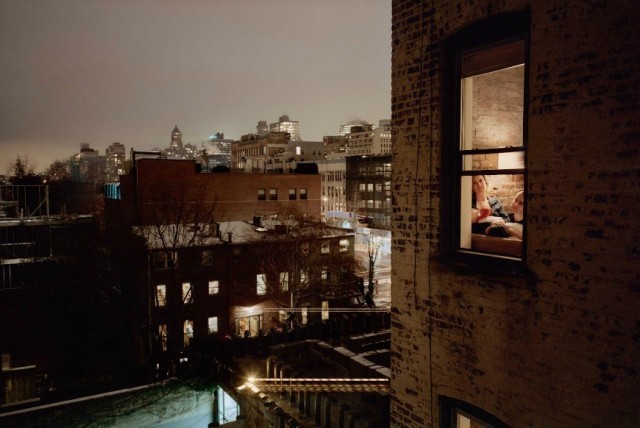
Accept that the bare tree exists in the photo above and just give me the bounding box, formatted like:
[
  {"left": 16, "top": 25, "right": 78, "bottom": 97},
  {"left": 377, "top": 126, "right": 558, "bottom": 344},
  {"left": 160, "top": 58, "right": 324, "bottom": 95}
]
[
  {"left": 256, "top": 205, "right": 360, "bottom": 309},
  {"left": 137, "top": 180, "right": 222, "bottom": 255}
]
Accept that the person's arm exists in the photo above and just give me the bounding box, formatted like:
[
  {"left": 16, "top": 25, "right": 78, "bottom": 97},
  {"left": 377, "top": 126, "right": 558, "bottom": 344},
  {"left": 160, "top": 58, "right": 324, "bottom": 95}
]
[{"left": 506, "top": 222, "right": 523, "bottom": 239}]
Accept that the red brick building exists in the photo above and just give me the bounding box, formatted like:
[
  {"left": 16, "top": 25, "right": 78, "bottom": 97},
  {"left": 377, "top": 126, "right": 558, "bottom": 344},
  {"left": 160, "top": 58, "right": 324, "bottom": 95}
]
[
  {"left": 391, "top": 1, "right": 639, "bottom": 427},
  {"left": 117, "top": 158, "right": 320, "bottom": 224}
]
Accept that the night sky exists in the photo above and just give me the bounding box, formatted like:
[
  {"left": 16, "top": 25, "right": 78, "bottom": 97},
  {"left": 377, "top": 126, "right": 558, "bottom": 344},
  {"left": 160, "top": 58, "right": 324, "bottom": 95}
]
[{"left": 0, "top": 0, "right": 391, "bottom": 174}]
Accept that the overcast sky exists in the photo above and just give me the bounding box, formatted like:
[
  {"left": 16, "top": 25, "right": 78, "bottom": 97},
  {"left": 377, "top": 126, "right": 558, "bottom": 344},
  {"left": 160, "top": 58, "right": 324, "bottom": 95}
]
[{"left": 0, "top": 0, "right": 391, "bottom": 174}]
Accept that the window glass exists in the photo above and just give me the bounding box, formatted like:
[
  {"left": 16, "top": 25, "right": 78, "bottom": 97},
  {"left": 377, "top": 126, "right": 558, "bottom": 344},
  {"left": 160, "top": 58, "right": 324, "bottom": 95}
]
[
  {"left": 289, "top": 188, "right": 296, "bottom": 200},
  {"left": 208, "top": 280, "right": 219, "bottom": 295},
  {"left": 321, "top": 241, "right": 330, "bottom": 254},
  {"left": 279, "top": 272, "right": 289, "bottom": 291},
  {"left": 458, "top": 40, "right": 526, "bottom": 259},
  {"left": 299, "top": 188, "right": 307, "bottom": 200},
  {"left": 182, "top": 282, "right": 193, "bottom": 304},
  {"left": 202, "top": 250, "right": 213, "bottom": 265},
  {"left": 159, "top": 324, "right": 168, "bottom": 351},
  {"left": 256, "top": 274, "right": 267, "bottom": 295},
  {"left": 339, "top": 239, "right": 350, "bottom": 252},
  {"left": 183, "top": 320, "right": 194, "bottom": 347},
  {"left": 155, "top": 285, "right": 166, "bottom": 307},
  {"left": 208, "top": 316, "right": 218, "bottom": 334},
  {"left": 269, "top": 188, "right": 277, "bottom": 200},
  {"left": 321, "top": 301, "right": 329, "bottom": 320},
  {"left": 258, "top": 188, "right": 266, "bottom": 201}
]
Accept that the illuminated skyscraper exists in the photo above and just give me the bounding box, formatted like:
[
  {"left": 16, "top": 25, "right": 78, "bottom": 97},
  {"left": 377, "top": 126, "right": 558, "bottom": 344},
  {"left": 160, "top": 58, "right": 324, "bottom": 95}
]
[{"left": 269, "top": 114, "right": 301, "bottom": 141}]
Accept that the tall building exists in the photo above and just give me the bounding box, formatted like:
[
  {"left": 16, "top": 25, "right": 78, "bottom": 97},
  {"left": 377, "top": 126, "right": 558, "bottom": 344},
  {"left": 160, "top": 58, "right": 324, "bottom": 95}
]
[
  {"left": 391, "top": 2, "right": 639, "bottom": 427},
  {"left": 256, "top": 120, "right": 269, "bottom": 136},
  {"left": 339, "top": 119, "right": 373, "bottom": 136},
  {"left": 269, "top": 114, "right": 301, "bottom": 141},
  {"left": 164, "top": 126, "right": 197, "bottom": 159},
  {"left": 347, "top": 119, "right": 392, "bottom": 156},
  {"left": 105, "top": 142, "right": 126, "bottom": 182},
  {"left": 71, "top": 143, "right": 106, "bottom": 183},
  {"left": 346, "top": 155, "right": 392, "bottom": 230}
]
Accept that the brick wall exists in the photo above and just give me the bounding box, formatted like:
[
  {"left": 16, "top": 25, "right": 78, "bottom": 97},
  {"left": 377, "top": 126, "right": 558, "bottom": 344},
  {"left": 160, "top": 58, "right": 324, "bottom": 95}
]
[{"left": 391, "top": 1, "right": 640, "bottom": 427}]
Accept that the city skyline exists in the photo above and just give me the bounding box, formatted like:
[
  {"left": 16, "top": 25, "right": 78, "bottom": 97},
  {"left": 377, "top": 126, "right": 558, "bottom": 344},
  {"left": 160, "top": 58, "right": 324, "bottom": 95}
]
[{"left": 0, "top": 0, "right": 391, "bottom": 174}]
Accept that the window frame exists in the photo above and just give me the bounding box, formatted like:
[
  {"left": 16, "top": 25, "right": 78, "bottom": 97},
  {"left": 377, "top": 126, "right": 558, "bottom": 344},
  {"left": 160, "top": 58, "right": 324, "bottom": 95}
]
[
  {"left": 439, "top": 395, "right": 508, "bottom": 428},
  {"left": 208, "top": 316, "right": 219, "bottom": 334},
  {"left": 256, "top": 273, "right": 267, "bottom": 296},
  {"left": 208, "top": 280, "right": 219, "bottom": 295},
  {"left": 441, "top": 10, "right": 530, "bottom": 272}
]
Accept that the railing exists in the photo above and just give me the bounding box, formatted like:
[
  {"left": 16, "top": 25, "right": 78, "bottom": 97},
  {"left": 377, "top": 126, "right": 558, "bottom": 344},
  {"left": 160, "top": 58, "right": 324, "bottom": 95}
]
[{"left": 0, "top": 185, "right": 49, "bottom": 219}]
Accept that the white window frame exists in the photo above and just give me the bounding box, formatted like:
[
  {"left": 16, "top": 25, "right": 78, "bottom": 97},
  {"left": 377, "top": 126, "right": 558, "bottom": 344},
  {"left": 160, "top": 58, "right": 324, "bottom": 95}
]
[{"left": 208, "top": 280, "right": 219, "bottom": 295}]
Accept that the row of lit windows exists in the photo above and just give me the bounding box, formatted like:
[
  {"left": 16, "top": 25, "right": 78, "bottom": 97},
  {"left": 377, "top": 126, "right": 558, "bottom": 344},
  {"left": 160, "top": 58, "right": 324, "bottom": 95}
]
[
  {"left": 155, "top": 280, "right": 219, "bottom": 307},
  {"left": 157, "top": 318, "right": 218, "bottom": 352}
]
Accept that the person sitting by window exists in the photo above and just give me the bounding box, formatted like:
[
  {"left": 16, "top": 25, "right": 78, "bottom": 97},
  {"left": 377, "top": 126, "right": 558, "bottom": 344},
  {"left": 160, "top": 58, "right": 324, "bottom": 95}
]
[
  {"left": 483, "top": 189, "right": 524, "bottom": 239},
  {"left": 471, "top": 175, "right": 509, "bottom": 236}
]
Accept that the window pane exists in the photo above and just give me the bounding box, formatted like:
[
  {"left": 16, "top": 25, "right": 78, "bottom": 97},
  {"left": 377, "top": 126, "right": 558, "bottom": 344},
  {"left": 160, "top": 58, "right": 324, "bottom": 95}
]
[
  {"left": 159, "top": 324, "right": 168, "bottom": 351},
  {"left": 208, "top": 316, "right": 218, "bottom": 334},
  {"left": 460, "top": 64, "right": 524, "bottom": 151},
  {"left": 462, "top": 151, "right": 524, "bottom": 171},
  {"left": 279, "top": 272, "right": 289, "bottom": 291},
  {"left": 156, "top": 285, "right": 166, "bottom": 307},
  {"left": 209, "top": 280, "right": 219, "bottom": 295},
  {"left": 461, "top": 174, "right": 524, "bottom": 258},
  {"left": 256, "top": 274, "right": 267, "bottom": 295},
  {"left": 183, "top": 320, "right": 193, "bottom": 347},
  {"left": 299, "top": 188, "right": 307, "bottom": 200},
  {"left": 182, "top": 282, "right": 193, "bottom": 304}
]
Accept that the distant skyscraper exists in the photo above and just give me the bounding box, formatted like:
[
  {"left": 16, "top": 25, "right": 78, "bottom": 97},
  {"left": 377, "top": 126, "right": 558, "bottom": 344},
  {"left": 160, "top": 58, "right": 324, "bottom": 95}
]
[
  {"left": 270, "top": 114, "right": 301, "bottom": 141},
  {"left": 164, "top": 125, "right": 196, "bottom": 159},
  {"left": 105, "top": 142, "right": 126, "bottom": 182},
  {"left": 256, "top": 121, "right": 268, "bottom": 136},
  {"left": 71, "top": 143, "right": 106, "bottom": 183},
  {"left": 339, "top": 120, "right": 373, "bottom": 136},
  {"left": 170, "top": 125, "right": 183, "bottom": 149}
]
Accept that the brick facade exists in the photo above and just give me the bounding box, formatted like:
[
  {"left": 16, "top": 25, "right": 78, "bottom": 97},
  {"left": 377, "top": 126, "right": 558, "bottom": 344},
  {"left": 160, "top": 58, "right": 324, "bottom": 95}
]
[{"left": 391, "top": 1, "right": 639, "bottom": 427}]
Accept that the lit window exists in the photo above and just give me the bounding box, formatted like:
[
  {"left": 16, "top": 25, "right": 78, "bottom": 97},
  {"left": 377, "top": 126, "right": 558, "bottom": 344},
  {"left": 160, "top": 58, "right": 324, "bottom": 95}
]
[
  {"left": 321, "top": 301, "right": 329, "bottom": 320},
  {"left": 182, "top": 282, "right": 193, "bottom": 304},
  {"left": 183, "top": 320, "right": 194, "bottom": 347},
  {"left": 321, "top": 241, "right": 330, "bottom": 254},
  {"left": 299, "top": 188, "right": 307, "bottom": 200},
  {"left": 208, "top": 280, "right": 219, "bottom": 295},
  {"left": 458, "top": 41, "right": 525, "bottom": 259},
  {"left": 258, "top": 188, "right": 266, "bottom": 201},
  {"left": 155, "top": 285, "right": 166, "bottom": 307},
  {"left": 300, "top": 269, "right": 308, "bottom": 286},
  {"left": 442, "top": 13, "right": 528, "bottom": 266},
  {"left": 301, "top": 307, "right": 308, "bottom": 325},
  {"left": 321, "top": 267, "right": 328, "bottom": 281},
  {"left": 279, "top": 272, "right": 289, "bottom": 291},
  {"left": 159, "top": 324, "right": 168, "bottom": 351},
  {"left": 208, "top": 316, "right": 218, "bottom": 334},
  {"left": 339, "top": 239, "right": 350, "bottom": 252},
  {"left": 256, "top": 274, "right": 267, "bottom": 295},
  {"left": 269, "top": 188, "right": 277, "bottom": 200}
]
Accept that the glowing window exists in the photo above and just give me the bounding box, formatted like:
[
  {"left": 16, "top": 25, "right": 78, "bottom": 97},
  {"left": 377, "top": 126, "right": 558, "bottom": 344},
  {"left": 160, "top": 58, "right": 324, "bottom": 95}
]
[
  {"left": 155, "top": 285, "right": 166, "bottom": 307},
  {"left": 208, "top": 280, "right": 219, "bottom": 295}
]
